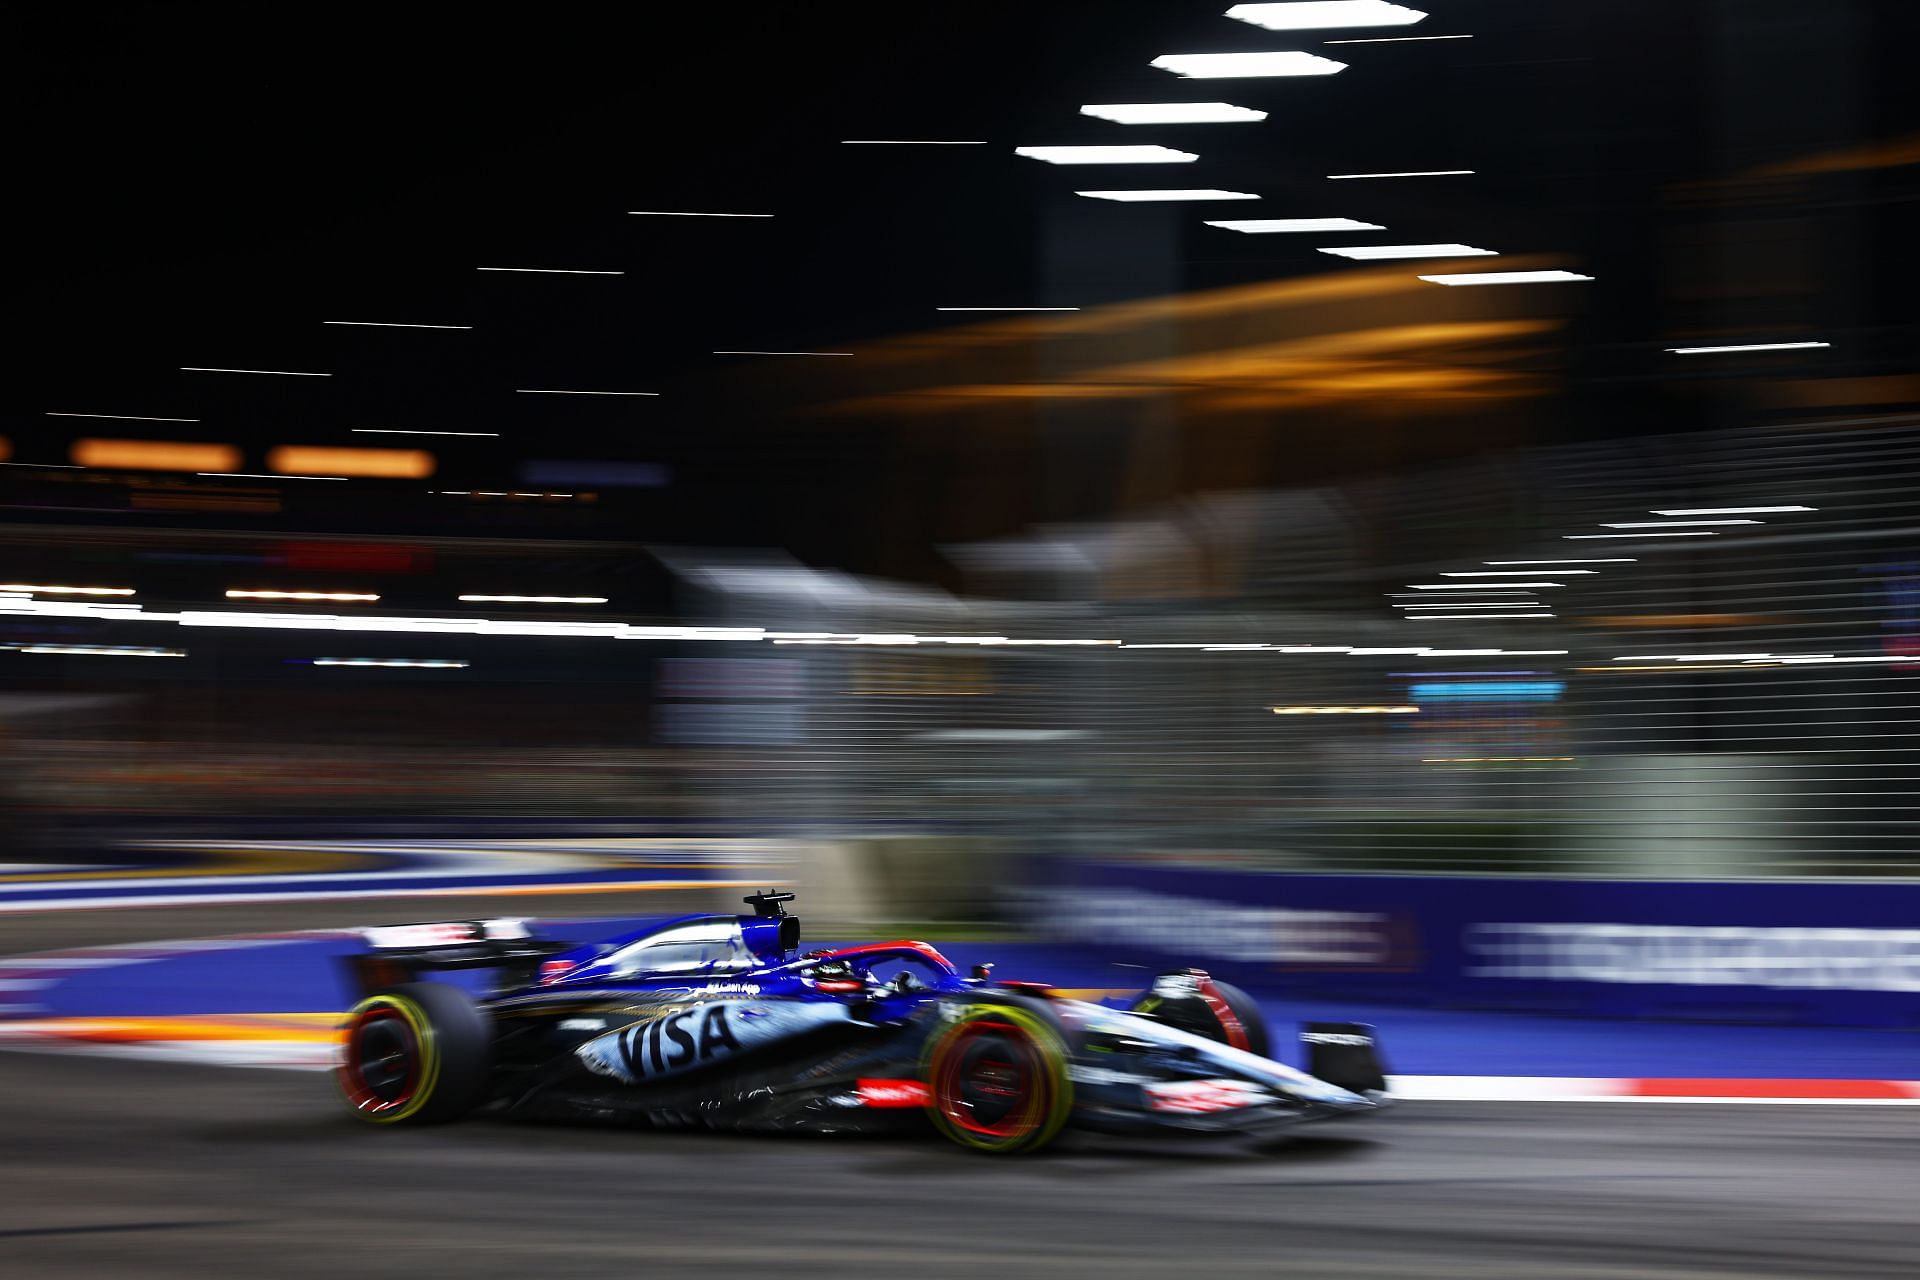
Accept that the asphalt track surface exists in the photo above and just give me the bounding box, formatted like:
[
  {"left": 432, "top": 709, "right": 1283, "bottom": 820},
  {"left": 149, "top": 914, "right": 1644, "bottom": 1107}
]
[{"left": 3, "top": 1050, "right": 1917, "bottom": 1279}]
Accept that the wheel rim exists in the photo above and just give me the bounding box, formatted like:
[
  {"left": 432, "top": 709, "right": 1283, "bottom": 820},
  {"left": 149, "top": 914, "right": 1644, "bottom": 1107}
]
[
  {"left": 934, "top": 1019, "right": 1047, "bottom": 1141},
  {"left": 339, "top": 1005, "right": 421, "bottom": 1116}
]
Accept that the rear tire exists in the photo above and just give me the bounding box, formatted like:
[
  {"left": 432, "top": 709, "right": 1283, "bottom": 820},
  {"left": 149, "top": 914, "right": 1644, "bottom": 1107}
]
[
  {"left": 1131, "top": 972, "right": 1272, "bottom": 1059},
  {"left": 923, "top": 999, "right": 1073, "bottom": 1154},
  {"left": 336, "top": 982, "right": 491, "bottom": 1125}
]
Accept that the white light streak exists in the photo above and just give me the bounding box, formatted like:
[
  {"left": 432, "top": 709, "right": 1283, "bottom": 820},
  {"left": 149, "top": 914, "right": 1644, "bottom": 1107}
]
[
  {"left": 1600, "top": 519, "right": 1760, "bottom": 528},
  {"left": 351, "top": 429, "right": 500, "bottom": 437},
  {"left": 476, "top": 267, "right": 625, "bottom": 275},
  {"left": 1409, "top": 581, "right": 1562, "bottom": 589},
  {"left": 1407, "top": 613, "right": 1556, "bottom": 621},
  {"left": 1648, "top": 506, "right": 1816, "bottom": 516},
  {"left": 1327, "top": 169, "right": 1473, "bottom": 179},
  {"left": 311, "top": 658, "right": 469, "bottom": 669},
  {"left": 1150, "top": 52, "right": 1348, "bottom": 78},
  {"left": 457, "top": 595, "right": 609, "bottom": 605},
  {"left": 514, "top": 389, "right": 660, "bottom": 396},
  {"left": 45, "top": 412, "right": 199, "bottom": 422},
  {"left": 1484, "top": 558, "right": 1636, "bottom": 565},
  {"left": 196, "top": 472, "right": 349, "bottom": 481},
  {"left": 1204, "top": 217, "right": 1384, "bottom": 233},
  {"left": 323, "top": 321, "right": 472, "bottom": 330},
  {"left": 1666, "top": 341, "right": 1830, "bottom": 355},
  {"left": 0, "top": 594, "right": 1144, "bottom": 651},
  {"left": 1396, "top": 602, "right": 1548, "bottom": 609},
  {"left": 1014, "top": 145, "right": 1199, "bottom": 164},
  {"left": 1419, "top": 270, "right": 1593, "bottom": 285},
  {"left": 1318, "top": 243, "right": 1496, "bottom": 259},
  {"left": 1079, "top": 102, "right": 1268, "bottom": 125},
  {"left": 1610, "top": 653, "right": 1816, "bottom": 662},
  {"left": 1271, "top": 705, "right": 1420, "bottom": 715},
  {"left": 179, "top": 367, "right": 330, "bottom": 376},
  {"left": 0, "top": 584, "right": 135, "bottom": 596},
  {"left": 627, "top": 210, "right": 774, "bottom": 217},
  {"left": 20, "top": 645, "right": 184, "bottom": 658},
  {"left": 0, "top": 600, "right": 148, "bottom": 619},
  {"left": 1747, "top": 655, "right": 1917, "bottom": 666},
  {"left": 1563, "top": 532, "right": 1718, "bottom": 539},
  {"left": 1076, "top": 189, "right": 1259, "bottom": 202},
  {"left": 712, "top": 351, "right": 853, "bottom": 356},
  {"left": 1441, "top": 569, "right": 1595, "bottom": 576},
  {"left": 226, "top": 590, "right": 381, "bottom": 602},
  {"left": 1325, "top": 33, "right": 1471, "bottom": 43},
  {"left": 1226, "top": 1, "right": 1427, "bottom": 30}
]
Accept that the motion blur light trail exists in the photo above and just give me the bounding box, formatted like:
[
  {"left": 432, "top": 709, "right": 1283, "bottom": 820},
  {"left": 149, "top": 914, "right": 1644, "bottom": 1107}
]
[{"left": 0, "top": 839, "right": 786, "bottom": 913}]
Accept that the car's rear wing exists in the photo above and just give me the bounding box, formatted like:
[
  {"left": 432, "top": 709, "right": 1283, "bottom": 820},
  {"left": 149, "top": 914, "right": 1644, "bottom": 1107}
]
[{"left": 341, "top": 918, "right": 575, "bottom": 997}]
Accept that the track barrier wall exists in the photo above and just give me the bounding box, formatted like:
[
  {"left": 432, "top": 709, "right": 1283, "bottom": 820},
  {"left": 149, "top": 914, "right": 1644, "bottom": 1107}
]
[{"left": 1031, "top": 863, "right": 1920, "bottom": 1028}]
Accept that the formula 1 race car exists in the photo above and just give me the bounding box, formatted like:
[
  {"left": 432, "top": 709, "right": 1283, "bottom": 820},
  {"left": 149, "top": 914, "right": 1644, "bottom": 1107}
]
[{"left": 334, "top": 891, "right": 1389, "bottom": 1154}]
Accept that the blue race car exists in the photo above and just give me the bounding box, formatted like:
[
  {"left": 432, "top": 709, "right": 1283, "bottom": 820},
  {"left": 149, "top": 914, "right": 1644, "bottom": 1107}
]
[{"left": 335, "top": 891, "right": 1388, "bottom": 1154}]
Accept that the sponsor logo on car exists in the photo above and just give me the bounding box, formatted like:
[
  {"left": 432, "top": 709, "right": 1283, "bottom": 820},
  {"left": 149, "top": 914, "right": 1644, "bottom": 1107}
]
[
  {"left": 1144, "top": 1079, "right": 1271, "bottom": 1114},
  {"left": 1300, "top": 1032, "right": 1372, "bottom": 1048},
  {"left": 576, "top": 999, "right": 851, "bottom": 1084}
]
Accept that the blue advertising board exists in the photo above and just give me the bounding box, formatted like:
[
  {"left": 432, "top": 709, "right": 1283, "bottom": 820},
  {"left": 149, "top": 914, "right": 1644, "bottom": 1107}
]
[{"left": 1032, "top": 863, "right": 1920, "bottom": 1028}]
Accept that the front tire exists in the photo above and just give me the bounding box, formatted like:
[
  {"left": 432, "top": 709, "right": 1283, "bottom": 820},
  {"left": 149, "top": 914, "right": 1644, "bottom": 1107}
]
[
  {"left": 336, "top": 982, "right": 491, "bottom": 1125},
  {"left": 923, "top": 1000, "right": 1073, "bottom": 1154}
]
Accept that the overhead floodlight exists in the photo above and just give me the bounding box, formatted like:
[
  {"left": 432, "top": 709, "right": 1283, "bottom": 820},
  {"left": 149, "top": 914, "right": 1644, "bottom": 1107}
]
[
  {"left": 1328, "top": 169, "right": 1473, "bottom": 179},
  {"left": 46, "top": 412, "right": 200, "bottom": 423},
  {"left": 1149, "top": 52, "right": 1348, "bottom": 79},
  {"left": 1014, "top": 145, "right": 1198, "bottom": 164},
  {"left": 1205, "top": 217, "right": 1383, "bottom": 233},
  {"left": 1600, "top": 519, "right": 1760, "bottom": 528},
  {"left": 1666, "top": 341, "right": 1830, "bottom": 354},
  {"left": 324, "top": 321, "right": 472, "bottom": 330},
  {"left": 1079, "top": 102, "right": 1267, "bottom": 125},
  {"left": 1076, "top": 189, "right": 1259, "bottom": 202},
  {"left": 1419, "top": 270, "right": 1593, "bottom": 285},
  {"left": 1648, "top": 506, "right": 1815, "bottom": 516},
  {"left": 352, "top": 428, "right": 500, "bottom": 437},
  {"left": 1226, "top": 2, "right": 1427, "bottom": 31},
  {"left": 180, "top": 367, "right": 330, "bottom": 377},
  {"left": 458, "top": 595, "right": 609, "bottom": 604},
  {"left": 1325, "top": 33, "right": 1469, "bottom": 43},
  {"left": 1317, "top": 243, "right": 1496, "bottom": 259}
]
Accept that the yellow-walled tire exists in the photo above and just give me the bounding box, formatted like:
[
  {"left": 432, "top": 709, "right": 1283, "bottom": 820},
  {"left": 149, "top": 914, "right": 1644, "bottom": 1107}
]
[
  {"left": 336, "top": 983, "right": 490, "bottom": 1126},
  {"left": 923, "top": 1000, "right": 1073, "bottom": 1154}
]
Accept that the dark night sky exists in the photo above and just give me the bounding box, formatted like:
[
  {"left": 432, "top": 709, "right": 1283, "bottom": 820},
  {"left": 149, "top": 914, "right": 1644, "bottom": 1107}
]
[{"left": 8, "top": 1, "right": 1920, "bottom": 571}]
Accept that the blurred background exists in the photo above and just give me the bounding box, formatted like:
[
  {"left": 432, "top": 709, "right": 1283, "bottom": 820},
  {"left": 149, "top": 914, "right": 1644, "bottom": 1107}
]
[
  {"left": 7, "top": 0, "right": 1920, "bottom": 891},
  {"left": 5, "top": 2, "right": 1920, "bottom": 1274}
]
